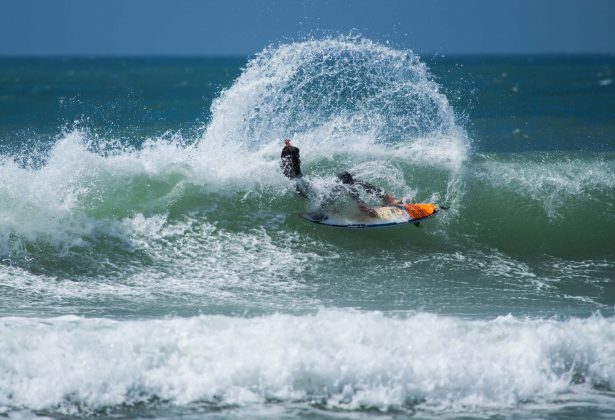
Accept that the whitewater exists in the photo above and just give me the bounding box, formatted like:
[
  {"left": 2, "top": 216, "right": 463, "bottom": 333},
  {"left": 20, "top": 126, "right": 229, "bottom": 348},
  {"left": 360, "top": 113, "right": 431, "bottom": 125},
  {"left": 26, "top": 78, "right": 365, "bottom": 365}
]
[{"left": 0, "top": 37, "right": 614, "bottom": 418}]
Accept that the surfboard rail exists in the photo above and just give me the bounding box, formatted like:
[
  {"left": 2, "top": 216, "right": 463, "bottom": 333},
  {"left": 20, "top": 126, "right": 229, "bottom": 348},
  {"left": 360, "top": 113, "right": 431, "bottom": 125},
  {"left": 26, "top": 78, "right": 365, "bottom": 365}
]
[{"left": 301, "top": 203, "right": 439, "bottom": 228}]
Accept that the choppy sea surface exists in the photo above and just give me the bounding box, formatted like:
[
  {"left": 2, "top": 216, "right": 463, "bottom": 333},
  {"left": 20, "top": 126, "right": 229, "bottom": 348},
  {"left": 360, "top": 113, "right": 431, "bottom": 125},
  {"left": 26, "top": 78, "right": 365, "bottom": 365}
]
[{"left": 1, "top": 37, "right": 614, "bottom": 419}]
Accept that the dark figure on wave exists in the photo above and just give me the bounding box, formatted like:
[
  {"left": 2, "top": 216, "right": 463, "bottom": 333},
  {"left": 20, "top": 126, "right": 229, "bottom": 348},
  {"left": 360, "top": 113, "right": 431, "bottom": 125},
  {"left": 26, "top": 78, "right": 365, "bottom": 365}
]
[
  {"left": 281, "top": 138, "right": 310, "bottom": 198},
  {"left": 281, "top": 138, "right": 303, "bottom": 179},
  {"left": 280, "top": 138, "right": 401, "bottom": 216}
]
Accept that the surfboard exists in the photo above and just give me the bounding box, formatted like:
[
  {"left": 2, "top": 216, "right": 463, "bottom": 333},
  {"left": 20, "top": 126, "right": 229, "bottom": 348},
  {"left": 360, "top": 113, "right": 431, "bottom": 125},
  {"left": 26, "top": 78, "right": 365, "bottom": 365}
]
[{"left": 301, "top": 203, "right": 439, "bottom": 228}]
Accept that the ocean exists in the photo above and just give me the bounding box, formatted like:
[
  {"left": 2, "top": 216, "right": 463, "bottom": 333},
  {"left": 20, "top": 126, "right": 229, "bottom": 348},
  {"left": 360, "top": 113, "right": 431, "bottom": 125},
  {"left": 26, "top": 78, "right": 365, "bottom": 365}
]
[{"left": 1, "top": 37, "right": 614, "bottom": 418}]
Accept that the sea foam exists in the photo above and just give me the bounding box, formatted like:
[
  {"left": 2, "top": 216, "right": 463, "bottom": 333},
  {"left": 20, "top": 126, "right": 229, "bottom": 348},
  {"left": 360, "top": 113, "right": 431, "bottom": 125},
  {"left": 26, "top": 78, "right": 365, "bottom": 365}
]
[{"left": 1, "top": 311, "right": 614, "bottom": 415}]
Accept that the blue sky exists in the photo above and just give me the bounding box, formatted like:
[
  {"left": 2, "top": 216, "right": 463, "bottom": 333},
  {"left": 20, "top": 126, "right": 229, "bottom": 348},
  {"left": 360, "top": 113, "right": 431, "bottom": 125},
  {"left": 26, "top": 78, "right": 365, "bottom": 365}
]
[{"left": 1, "top": 0, "right": 614, "bottom": 56}]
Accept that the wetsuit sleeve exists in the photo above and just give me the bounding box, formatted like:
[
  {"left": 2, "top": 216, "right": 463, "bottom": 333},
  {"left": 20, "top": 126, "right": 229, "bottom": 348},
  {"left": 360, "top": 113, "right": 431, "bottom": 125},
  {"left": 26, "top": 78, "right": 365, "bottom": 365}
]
[{"left": 281, "top": 148, "right": 293, "bottom": 178}]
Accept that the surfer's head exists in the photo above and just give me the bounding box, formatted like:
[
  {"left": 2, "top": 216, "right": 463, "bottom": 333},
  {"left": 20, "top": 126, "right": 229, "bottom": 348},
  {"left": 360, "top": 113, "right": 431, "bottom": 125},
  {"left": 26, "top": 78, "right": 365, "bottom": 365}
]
[
  {"left": 284, "top": 138, "right": 291, "bottom": 147},
  {"left": 337, "top": 171, "right": 354, "bottom": 184}
]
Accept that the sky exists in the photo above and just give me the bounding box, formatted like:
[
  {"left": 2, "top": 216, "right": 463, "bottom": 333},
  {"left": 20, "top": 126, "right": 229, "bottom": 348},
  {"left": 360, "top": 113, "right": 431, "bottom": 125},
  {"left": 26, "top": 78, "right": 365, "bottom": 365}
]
[{"left": 1, "top": 0, "right": 614, "bottom": 56}]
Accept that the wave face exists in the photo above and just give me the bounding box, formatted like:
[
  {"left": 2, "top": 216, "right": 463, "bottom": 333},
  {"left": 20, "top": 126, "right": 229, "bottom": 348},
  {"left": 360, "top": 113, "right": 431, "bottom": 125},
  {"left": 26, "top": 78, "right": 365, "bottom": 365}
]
[
  {"left": 1, "top": 311, "right": 614, "bottom": 416},
  {"left": 1, "top": 39, "right": 615, "bottom": 417}
]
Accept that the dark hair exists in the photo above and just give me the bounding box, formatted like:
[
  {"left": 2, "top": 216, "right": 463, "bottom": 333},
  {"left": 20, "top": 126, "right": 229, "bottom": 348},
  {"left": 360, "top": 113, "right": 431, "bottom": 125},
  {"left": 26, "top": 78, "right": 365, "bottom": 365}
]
[{"left": 337, "top": 171, "right": 354, "bottom": 184}]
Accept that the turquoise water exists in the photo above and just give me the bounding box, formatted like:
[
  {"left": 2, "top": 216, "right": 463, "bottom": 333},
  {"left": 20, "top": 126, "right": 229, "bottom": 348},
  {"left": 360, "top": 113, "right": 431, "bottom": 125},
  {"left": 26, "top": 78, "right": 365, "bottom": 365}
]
[{"left": 1, "top": 38, "right": 614, "bottom": 418}]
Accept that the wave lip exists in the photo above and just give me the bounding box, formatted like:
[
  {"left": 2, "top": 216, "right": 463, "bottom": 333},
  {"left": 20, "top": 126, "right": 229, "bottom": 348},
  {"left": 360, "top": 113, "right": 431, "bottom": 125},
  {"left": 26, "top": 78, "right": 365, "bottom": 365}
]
[
  {"left": 203, "top": 36, "right": 468, "bottom": 170},
  {"left": 1, "top": 311, "right": 614, "bottom": 415}
]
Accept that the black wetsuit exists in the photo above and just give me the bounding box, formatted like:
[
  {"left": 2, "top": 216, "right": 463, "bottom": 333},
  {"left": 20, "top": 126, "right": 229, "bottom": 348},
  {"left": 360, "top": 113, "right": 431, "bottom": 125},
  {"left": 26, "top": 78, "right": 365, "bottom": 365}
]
[
  {"left": 280, "top": 146, "right": 302, "bottom": 179},
  {"left": 281, "top": 145, "right": 310, "bottom": 198}
]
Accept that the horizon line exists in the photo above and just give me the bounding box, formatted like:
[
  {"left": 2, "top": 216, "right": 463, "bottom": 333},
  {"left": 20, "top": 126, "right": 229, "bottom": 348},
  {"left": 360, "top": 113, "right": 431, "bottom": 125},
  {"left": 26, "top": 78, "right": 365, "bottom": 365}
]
[{"left": 2, "top": 52, "right": 615, "bottom": 59}]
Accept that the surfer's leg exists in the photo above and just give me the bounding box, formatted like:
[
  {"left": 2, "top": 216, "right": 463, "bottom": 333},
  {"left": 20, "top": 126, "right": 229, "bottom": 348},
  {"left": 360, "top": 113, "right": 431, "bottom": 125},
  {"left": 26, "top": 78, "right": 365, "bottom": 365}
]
[
  {"left": 295, "top": 178, "right": 311, "bottom": 199},
  {"left": 357, "top": 200, "right": 378, "bottom": 217}
]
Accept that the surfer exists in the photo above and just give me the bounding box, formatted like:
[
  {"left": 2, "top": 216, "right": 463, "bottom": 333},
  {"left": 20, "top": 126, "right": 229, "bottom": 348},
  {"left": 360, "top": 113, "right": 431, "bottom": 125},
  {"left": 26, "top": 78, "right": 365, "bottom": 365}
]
[{"left": 280, "top": 139, "right": 401, "bottom": 216}]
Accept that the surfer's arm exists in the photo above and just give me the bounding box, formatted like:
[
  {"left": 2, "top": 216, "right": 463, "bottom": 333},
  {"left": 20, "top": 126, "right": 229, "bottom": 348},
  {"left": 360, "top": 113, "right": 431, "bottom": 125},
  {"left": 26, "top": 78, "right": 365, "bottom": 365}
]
[
  {"left": 355, "top": 180, "right": 401, "bottom": 205},
  {"left": 355, "top": 180, "right": 385, "bottom": 197},
  {"left": 280, "top": 151, "right": 293, "bottom": 178}
]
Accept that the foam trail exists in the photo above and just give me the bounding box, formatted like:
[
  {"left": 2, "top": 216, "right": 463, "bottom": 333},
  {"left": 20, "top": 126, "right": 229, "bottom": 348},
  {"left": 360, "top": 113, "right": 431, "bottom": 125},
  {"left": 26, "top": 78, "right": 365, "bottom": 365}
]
[{"left": 1, "top": 311, "right": 614, "bottom": 415}]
